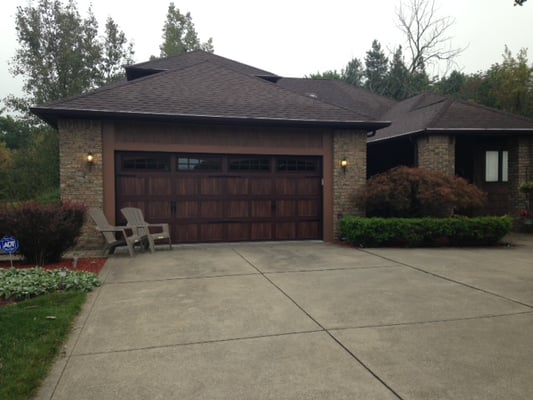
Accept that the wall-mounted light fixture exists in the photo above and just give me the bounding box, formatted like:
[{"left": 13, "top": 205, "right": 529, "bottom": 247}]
[
  {"left": 87, "top": 152, "right": 94, "bottom": 170},
  {"left": 340, "top": 157, "right": 348, "bottom": 174}
]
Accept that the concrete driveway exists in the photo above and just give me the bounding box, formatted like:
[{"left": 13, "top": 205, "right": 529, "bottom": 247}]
[{"left": 37, "top": 237, "right": 533, "bottom": 399}]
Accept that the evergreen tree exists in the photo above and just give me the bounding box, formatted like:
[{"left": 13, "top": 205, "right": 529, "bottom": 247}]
[
  {"left": 342, "top": 57, "right": 364, "bottom": 87},
  {"left": 364, "top": 40, "right": 389, "bottom": 95},
  {"left": 159, "top": 3, "right": 213, "bottom": 57}
]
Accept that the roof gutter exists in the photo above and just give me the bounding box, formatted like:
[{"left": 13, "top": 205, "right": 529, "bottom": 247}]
[
  {"left": 30, "top": 107, "right": 391, "bottom": 131},
  {"left": 369, "top": 127, "right": 533, "bottom": 143}
]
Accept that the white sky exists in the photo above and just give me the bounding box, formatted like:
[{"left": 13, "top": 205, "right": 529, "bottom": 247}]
[{"left": 1, "top": 0, "right": 532, "bottom": 105}]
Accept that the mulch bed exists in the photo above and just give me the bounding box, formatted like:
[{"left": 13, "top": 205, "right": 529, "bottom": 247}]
[{"left": 0, "top": 258, "right": 107, "bottom": 274}]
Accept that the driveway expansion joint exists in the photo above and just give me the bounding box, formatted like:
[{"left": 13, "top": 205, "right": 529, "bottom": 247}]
[
  {"left": 328, "top": 310, "right": 533, "bottom": 332},
  {"left": 232, "top": 246, "right": 405, "bottom": 400},
  {"left": 102, "top": 272, "right": 260, "bottom": 285},
  {"left": 361, "top": 249, "right": 533, "bottom": 309}
]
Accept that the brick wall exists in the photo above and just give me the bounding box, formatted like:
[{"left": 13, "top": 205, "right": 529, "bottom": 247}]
[
  {"left": 332, "top": 130, "right": 367, "bottom": 238},
  {"left": 417, "top": 134, "right": 455, "bottom": 176},
  {"left": 511, "top": 136, "right": 533, "bottom": 216},
  {"left": 58, "top": 119, "right": 104, "bottom": 249}
]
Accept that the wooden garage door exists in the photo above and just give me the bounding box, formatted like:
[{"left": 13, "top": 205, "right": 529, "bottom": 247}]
[{"left": 116, "top": 152, "right": 322, "bottom": 243}]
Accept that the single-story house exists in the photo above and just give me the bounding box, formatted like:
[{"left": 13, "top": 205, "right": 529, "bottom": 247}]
[{"left": 31, "top": 51, "right": 533, "bottom": 247}]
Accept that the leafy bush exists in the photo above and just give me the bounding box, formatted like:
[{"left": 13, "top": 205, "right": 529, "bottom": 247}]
[
  {"left": 357, "top": 167, "right": 487, "bottom": 218},
  {"left": 340, "top": 216, "right": 512, "bottom": 247},
  {"left": 0, "top": 268, "right": 100, "bottom": 300},
  {"left": 0, "top": 202, "right": 86, "bottom": 265}
]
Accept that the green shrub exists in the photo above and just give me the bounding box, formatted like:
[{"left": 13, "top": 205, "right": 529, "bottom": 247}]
[
  {"left": 357, "top": 166, "right": 487, "bottom": 218},
  {"left": 0, "top": 268, "right": 100, "bottom": 300},
  {"left": 340, "top": 216, "right": 512, "bottom": 247},
  {"left": 0, "top": 202, "right": 86, "bottom": 265}
]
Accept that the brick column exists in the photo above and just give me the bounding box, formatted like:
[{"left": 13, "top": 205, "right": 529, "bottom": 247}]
[
  {"left": 511, "top": 136, "right": 533, "bottom": 216},
  {"left": 332, "top": 130, "right": 367, "bottom": 238},
  {"left": 58, "top": 119, "right": 104, "bottom": 249},
  {"left": 416, "top": 134, "right": 455, "bottom": 176}
]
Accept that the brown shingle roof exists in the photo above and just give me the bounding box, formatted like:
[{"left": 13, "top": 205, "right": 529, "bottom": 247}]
[
  {"left": 371, "top": 93, "right": 533, "bottom": 142},
  {"left": 125, "top": 50, "right": 278, "bottom": 81},
  {"left": 276, "top": 78, "right": 396, "bottom": 120},
  {"left": 32, "top": 60, "right": 388, "bottom": 129}
]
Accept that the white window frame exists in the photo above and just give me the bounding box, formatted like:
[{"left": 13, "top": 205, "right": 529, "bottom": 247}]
[{"left": 485, "top": 150, "right": 508, "bottom": 183}]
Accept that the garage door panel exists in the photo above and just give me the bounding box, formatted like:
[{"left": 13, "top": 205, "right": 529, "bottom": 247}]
[
  {"left": 227, "top": 178, "right": 249, "bottom": 195},
  {"left": 298, "top": 221, "right": 321, "bottom": 239},
  {"left": 200, "top": 224, "right": 224, "bottom": 241},
  {"left": 175, "top": 224, "right": 198, "bottom": 242},
  {"left": 177, "top": 201, "right": 199, "bottom": 218},
  {"left": 298, "top": 199, "right": 321, "bottom": 217},
  {"left": 148, "top": 177, "right": 172, "bottom": 196},
  {"left": 116, "top": 153, "right": 322, "bottom": 243},
  {"left": 200, "top": 178, "right": 224, "bottom": 195},
  {"left": 227, "top": 223, "right": 250, "bottom": 241},
  {"left": 250, "top": 179, "right": 272, "bottom": 195},
  {"left": 145, "top": 201, "right": 171, "bottom": 220},
  {"left": 117, "top": 176, "right": 145, "bottom": 196},
  {"left": 276, "top": 200, "right": 297, "bottom": 217},
  {"left": 199, "top": 200, "right": 224, "bottom": 218},
  {"left": 275, "top": 222, "right": 296, "bottom": 240},
  {"left": 275, "top": 178, "right": 298, "bottom": 195},
  {"left": 297, "top": 178, "right": 322, "bottom": 195},
  {"left": 176, "top": 177, "right": 198, "bottom": 196},
  {"left": 251, "top": 201, "right": 272, "bottom": 218},
  {"left": 226, "top": 200, "right": 249, "bottom": 218},
  {"left": 251, "top": 223, "right": 273, "bottom": 240}
]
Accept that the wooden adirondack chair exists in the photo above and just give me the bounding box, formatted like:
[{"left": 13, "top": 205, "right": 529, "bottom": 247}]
[
  {"left": 120, "top": 207, "right": 172, "bottom": 251},
  {"left": 88, "top": 208, "right": 145, "bottom": 257}
]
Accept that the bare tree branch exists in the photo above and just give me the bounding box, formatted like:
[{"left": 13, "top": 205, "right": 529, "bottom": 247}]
[{"left": 397, "top": 0, "right": 465, "bottom": 75}]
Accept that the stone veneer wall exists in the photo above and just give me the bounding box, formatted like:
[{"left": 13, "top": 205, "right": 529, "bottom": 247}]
[
  {"left": 332, "top": 130, "right": 367, "bottom": 238},
  {"left": 417, "top": 134, "right": 455, "bottom": 176},
  {"left": 511, "top": 136, "right": 533, "bottom": 216},
  {"left": 58, "top": 119, "right": 104, "bottom": 249}
]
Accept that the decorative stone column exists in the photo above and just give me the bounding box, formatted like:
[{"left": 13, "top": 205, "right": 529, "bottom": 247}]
[
  {"left": 58, "top": 119, "right": 104, "bottom": 249},
  {"left": 332, "top": 130, "right": 367, "bottom": 238},
  {"left": 416, "top": 134, "right": 455, "bottom": 176}
]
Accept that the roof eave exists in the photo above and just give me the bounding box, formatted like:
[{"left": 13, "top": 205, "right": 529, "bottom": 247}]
[
  {"left": 369, "top": 127, "right": 533, "bottom": 143},
  {"left": 30, "top": 107, "right": 391, "bottom": 131}
]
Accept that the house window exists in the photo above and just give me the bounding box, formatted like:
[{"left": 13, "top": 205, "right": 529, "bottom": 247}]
[
  {"left": 485, "top": 150, "right": 508, "bottom": 182},
  {"left": 229, "top": 157, "right": 270, "bottom": 171},
  {"left": 123, "top": 156, "right": 170, "bottom": 171}
]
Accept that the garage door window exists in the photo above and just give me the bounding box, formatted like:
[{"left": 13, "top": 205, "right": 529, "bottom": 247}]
[
  {"left": 229, "top": 157, "right": 270, "bottom": 171},
  {"left": 177, "top": 156, "right": 222, "bottom": 171},
  {"left": 277, "top": 158, "right": 319, "bottom": 171},
  {"left": 122, "top": 156, "right": 170, "bottom": 171}
]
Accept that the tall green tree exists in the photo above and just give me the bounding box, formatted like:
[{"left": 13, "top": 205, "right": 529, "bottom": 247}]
[
  {"left": 159, "top": 3, "right": 213, "bottom": 57},
  {"left": 342, "top": 57, "right": 365, "bottom": 87},
  {"left": 383, "top": 46, "right": 411, "bottom": 100},
  {"left": 306, "top": 70, "right": 343, "bottom": 80},
  {"left": 98, "top": 17, "right": 135, "bottom": 85},
  {"left": 364, "top": 40, "right": 389, "bottom": 95},
  {"left": 8, "top": 0, "right": 134, "bottom": 112}
]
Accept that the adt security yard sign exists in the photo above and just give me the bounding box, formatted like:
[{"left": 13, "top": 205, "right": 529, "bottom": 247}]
[
  {"left": 1, "top": 236, "right": 19, "bottom": 255},
  {"left": 1, "top": 236, "right": 19, "bottom": 268}
]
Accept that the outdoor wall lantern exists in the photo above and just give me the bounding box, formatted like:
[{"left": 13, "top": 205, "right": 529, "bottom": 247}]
[
  {"left": 86, "top": 152, "right": 94, "bottom": 170},
  {"left": 340, "top": 158, "right": 348, "bottom": 174}
]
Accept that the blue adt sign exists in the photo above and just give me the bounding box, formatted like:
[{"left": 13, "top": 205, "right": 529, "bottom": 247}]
[{"left": 0, "top": 236, "right": 19, "bottom": 255}]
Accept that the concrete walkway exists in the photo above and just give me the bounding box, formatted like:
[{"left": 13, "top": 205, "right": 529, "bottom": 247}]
[{"left": 37, "top": 236, "right": 533, "bottom": 399}]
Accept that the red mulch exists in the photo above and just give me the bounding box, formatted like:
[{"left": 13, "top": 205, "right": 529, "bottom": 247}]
[{"left": 0, "top": 258, "right": 107, "bottom": 274}]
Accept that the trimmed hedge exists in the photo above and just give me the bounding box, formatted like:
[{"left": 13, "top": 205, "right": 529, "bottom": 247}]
[{"left": 340, "top": 216, "right": 512, "bottom": 247}]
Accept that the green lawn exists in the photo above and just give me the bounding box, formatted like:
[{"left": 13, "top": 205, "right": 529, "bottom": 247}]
[{"left": 0, "top": 291, "right": 86, "bottom": 400}]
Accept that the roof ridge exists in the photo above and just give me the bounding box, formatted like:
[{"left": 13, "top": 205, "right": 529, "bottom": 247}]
[
  {"left": 428, "top": 96, "right": 455, "bottom": 128},
  {"left": 273, "top": 78, "right": 377, "bottom": 120}
]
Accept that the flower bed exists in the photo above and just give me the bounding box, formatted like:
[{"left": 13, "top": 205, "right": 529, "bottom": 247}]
[{"left": 0, "top": 258, "right": 106, "bottom": 274}]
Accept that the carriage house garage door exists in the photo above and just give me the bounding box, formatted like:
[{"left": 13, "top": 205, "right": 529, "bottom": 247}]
[{"left": 116, "top": 152, "right": 323, "bottom": 243}]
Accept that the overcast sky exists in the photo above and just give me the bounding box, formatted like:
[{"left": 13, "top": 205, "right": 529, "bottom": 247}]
[{"left": 1, "top": 0, "right": 532, "bottom": 107}]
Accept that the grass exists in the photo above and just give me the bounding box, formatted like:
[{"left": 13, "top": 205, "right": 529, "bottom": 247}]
[{"left": 0, "top": 291, "right": 86, "bottom": 400}]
